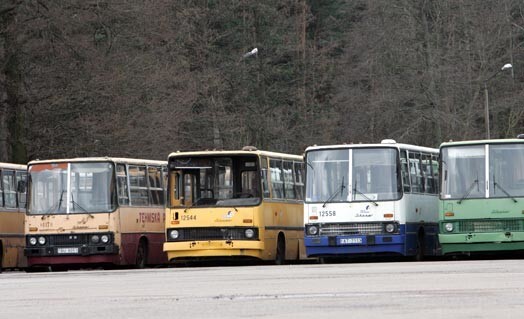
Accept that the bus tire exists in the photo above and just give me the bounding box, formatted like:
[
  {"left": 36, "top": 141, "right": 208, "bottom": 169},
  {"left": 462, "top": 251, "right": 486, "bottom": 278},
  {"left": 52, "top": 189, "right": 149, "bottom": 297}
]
[
  {"left": 415, "top": 231, "right": 425, "bottom": 262},
  {"left": 135, "top": 239, "right": 148, "bottom": 269},
  {"left": 275, "top": 234, "right": 285, "bottom": 265}
]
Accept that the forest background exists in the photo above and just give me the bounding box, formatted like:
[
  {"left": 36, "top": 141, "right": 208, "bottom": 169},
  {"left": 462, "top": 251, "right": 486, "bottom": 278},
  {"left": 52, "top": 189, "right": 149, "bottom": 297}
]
[{"left": 1, "top": 0, "right": 524, "bottom": 163}]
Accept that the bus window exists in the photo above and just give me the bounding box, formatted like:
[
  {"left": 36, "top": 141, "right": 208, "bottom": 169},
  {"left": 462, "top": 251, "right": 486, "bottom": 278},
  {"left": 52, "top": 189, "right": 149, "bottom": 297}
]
[
  {"left": 400, "top": 150, "right": 410, "bottom": 193},
  {"left": 294, "top": 162, "right": 304, "bottom": 200},
  {"left": 283, "top": 161, "right": 295, "bottom": 199},
  {"left": 183, "top": 173, "right": 196, "bottom": 205},
  {"left": 169, "top": 170, "right": 182, "bottom": 206},
  {"left": 3, "top": 170, "right": 17, "bottom": 208},
  {"left": 432, "top": 154, "right": 439, "bottom": 194},
  {"left": 270, "top": 159, "right": 284, "bottom": 199},
  {"left": 116, "top": 164, "right": 129, "bottom": 205},
  {"left": 129, "top": 165, "right": 149, "bottom": 206},
  {"left": 422, "top": 153, "right": 435, "bottom": 194},
  {"left": 409, "top": 152, "right": 423, "bottom": 193},
  {"left": 241, "top": 170, "right": 258, "bottom": 197},
  {"left": 148, "top": 166, "right": 164, "bottom": 205},
  {"left": 260, "top": 157, "right": 270, "bottom": 198},
  {"left": 16, "top": 170, "right": 27, "bottom": 208}
]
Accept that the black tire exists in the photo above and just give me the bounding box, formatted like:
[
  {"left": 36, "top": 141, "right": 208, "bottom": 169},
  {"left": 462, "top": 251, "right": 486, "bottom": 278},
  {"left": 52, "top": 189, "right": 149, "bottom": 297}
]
[
  {"left": 275, "top": 235, "right": 286, "bottom": 265},
  {"left": 135, "top": 240, "right": 148, "bottom": 269}
]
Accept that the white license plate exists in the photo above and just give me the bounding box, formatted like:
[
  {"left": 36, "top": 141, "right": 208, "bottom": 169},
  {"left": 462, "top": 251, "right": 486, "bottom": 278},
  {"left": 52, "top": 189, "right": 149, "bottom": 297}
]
[
  {"left": 57, "top": 247, "right": 79, "bottom": 254},
  {"left": 339, "top": 238, "right": 363, "bottom": 245}
]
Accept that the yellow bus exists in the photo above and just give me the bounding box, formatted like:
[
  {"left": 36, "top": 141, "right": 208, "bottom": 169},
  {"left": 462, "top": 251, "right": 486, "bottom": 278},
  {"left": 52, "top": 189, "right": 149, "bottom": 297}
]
[
  {"left": 24, "top": 157, "right": 167, "bottom": 270},
  {"left": 163, "top": 147, "right": 307, "bottom": 264},
  {"left": 0, "top": 163, "right": 27, "bottom": 271}
]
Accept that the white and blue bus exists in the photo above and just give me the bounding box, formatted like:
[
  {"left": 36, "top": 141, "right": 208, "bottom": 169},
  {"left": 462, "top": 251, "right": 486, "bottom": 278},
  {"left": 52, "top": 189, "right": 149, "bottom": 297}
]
[{"left": 304, "top": 140, "right": 439, "bottom": 260}]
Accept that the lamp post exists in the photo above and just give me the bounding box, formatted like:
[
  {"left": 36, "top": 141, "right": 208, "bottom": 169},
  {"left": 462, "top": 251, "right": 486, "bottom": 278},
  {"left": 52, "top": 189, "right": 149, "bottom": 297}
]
[
  {"left": 483, "top": 63, "right": 512, "bottom": 139},
  {"left": 212, "top": 48, "right": 258, "bottom": 149}
]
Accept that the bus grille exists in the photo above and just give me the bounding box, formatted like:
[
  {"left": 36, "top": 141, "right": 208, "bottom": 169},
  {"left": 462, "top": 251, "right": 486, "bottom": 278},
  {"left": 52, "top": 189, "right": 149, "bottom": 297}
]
[
  {"left": 26, "top": 233, "right": 113, "bottom": 246},
  {"left": 167, "top": 227, "right": 259, "bottom": 242},
  {"left": 320, "top": 223, "right": 386, "bottom": 236},
  {"left": 458, "top": 219, "right": 524, "bottom": 233},
  {"left": 51, "top": 234, "right": 90, "bottom": 245}
]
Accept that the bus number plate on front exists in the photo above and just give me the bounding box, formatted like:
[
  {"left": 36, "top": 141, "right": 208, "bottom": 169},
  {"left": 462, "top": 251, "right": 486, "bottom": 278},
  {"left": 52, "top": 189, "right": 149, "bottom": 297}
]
[
  {"left": 339, "top": 238, "right": 363, "bottom": 245},
  {"left": 57, "top": 247, "right": 79, "bottom": 254}
]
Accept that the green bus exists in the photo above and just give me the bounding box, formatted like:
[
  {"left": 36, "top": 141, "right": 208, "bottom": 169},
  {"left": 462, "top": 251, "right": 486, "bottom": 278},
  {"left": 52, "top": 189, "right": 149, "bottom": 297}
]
[{"left": 439, "top": 136, "right": 524, "bottom": 254}]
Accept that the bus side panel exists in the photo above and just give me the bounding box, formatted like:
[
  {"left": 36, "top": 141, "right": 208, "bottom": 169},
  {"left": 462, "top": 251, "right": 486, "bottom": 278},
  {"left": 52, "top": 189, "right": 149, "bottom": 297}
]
[
  {"left": 402, "top": 193, "right": 439, "bottom": 256},
  {"left": 262, "top": 200, "right": 304, "bottom": 261},
  {"left": 118, "top": 206, "right": 166, "bottom": 265},
  {"left": 0, "top": 210, "right": 26, "bottom": 268}
]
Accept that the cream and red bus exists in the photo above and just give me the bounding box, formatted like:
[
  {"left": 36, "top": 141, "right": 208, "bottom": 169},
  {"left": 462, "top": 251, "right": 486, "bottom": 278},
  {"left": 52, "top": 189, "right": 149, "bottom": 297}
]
[
  {"left": 164, "top": 147, "right": 306, "bottom": 264},
  {"left": 24, "top": 157, "right": 167, "bottom": 269},
  {"left": 0, "top": 163, "right": 27, "bottom": 271}
]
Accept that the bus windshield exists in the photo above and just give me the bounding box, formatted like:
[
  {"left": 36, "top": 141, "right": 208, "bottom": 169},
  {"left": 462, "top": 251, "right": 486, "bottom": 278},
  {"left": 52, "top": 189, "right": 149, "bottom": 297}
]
[
  {"left": 170, "top": 156, "right": 261, "bottom": 207},
  {"left": 441, "top": 145, "right": 485, "bottom": 200},
  {"left": 489, "top": 144, "right": 524, "bottom": 199},
  {"left": 306, "top": 148, "right": 401, "bottom": 203},
  {"left": 28, "top": 162, "right": 116, "bottom": 215}
]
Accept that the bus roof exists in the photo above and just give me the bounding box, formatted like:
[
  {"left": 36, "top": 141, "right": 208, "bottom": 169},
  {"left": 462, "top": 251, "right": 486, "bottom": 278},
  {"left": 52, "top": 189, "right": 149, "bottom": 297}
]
[
  {"left": 0, "top": 162, "right": 27, "bottom": 170},
  {"left": 305, "top": 142, "right": 438, "bottom": 154},
  {"left": 440, "top": 138, "right": 524, "bottom": 148},
  {"left": 28, "top": 157, "right": 166, "bottom": 166},
  {"left": 167, "top": 149, "right": 302, "bottom": 161}
]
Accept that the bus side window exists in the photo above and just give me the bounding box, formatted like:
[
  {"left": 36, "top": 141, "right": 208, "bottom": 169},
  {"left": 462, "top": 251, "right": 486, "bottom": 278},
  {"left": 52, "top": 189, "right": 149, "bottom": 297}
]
[
  {"left": 16, "top": 170, "right": 27, "bottom": 209},
  {"left": 148, "top": 166, "right": 164, "bottom": 206},
  {"left": 260, "top": 157, "right": 270, "bottom": 198},
  {"left": 116, "top": 164, "right": 129, "bottom": 205},
  {"left": 283, "top": 161, "right": 295, "bottom": 199},
  {"left": 269, "top": 159, "right": 284, "bottom": 199},
  {"left": 422, "top": 153, "right": 434, "bottom": 194},
  {"left": 129, "top": 165, "right": 149, "bottom": 206},
  {"left": 400, "top": 150, "right": 411, "bottom": 193},
  {"left": 432, "top": 154, "right": 439, "bottom": 194},
  {"left": 294, "top": 162, "right": 304, "bottom": 200},
  {"left": 408, "top": 152, "right": 423, "bottom": 193},
  {"left": 3, "top": 169, "right": 17, "bottom": 208}
]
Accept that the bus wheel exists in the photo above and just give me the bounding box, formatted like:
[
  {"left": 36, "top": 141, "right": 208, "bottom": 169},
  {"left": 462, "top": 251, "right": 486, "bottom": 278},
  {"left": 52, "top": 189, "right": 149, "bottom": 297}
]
[
  {"left": 415, "top": 232, "right": 425, "bottom": 262},
  {"left": 275, "top": 235, "right": 286, "bottom": 265},
  {"left": 135, "top": 240, "right": 148, "bottom": 269}
]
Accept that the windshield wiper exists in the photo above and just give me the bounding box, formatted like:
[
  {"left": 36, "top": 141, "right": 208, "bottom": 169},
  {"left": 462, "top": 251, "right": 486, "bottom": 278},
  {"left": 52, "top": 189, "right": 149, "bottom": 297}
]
[
  {"left": 70, "top": 193, "right": 94, "bottom": 218},
  {"left": 322, "top": 177, "right": 345, "bottom": 208},
  {"left": 457, "top": 179, "right": 478, "bottom": 204},
  {"left": 352, "top": 180, "right": 378, "bottom": 206},
  {"left": 493, "top": 175, "right": 518, "bottom": 203},
  {"left": 42, "top": 190, "right": 66, "bottom": 219}
]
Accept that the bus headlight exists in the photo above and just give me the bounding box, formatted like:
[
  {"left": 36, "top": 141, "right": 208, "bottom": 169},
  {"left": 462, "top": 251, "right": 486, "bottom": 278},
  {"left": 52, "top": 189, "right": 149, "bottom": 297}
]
[
  {"left": 101, "top": 235, "right": 110, "bottom": 243},
  {"left": 169, "top": 229, "right": 179, "bottom": 240},
  {"left": 245, "top": 229, "right": 255, "bottom": 239},
  {"left": 38, "top": 236, "right": 46, "bottom": 245},
  {"left": 91, "top": 235, "right": 100, "bottom": 243},
  {"left": 445, "top": 223, "right": 454, "bottom": 232},
  {"left": 307, "top": 225, "right": 319, "bottom": 236},
  {"left": 29, "top": 237, "right": 37, "bottom": 246},
  {"left": 385, "top": 223, "right": 396, "bottom": 233}
]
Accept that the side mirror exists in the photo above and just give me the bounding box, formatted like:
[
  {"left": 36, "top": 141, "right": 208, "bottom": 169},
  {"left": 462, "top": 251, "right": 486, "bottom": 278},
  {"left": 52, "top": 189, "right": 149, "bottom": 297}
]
[{"left": 17, "top": 180, "right": 27, "bottom": 193}]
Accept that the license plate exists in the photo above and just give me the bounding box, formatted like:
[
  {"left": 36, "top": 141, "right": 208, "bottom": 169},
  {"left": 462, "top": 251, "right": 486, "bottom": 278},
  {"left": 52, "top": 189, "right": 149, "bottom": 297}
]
[
  {"left": 339, "top": 238, "right": 363, "bottom": 245},
  {"left": 57, "top": 247, "right": 79, "bottom": 254}
]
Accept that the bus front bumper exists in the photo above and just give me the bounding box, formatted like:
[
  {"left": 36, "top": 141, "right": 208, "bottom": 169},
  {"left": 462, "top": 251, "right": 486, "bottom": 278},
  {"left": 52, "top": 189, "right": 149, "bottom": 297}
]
[
  {"left": 439, "top": 232, "right": 524, "bottom": 254},
  {"left": 305, "top": 234, "right": 405, "bottom": 257},
  {"left": 163, "top": 240, "right": 264, "bottom": 261},
  {"left": 25, "top": 244, "right": 119, "bottom": 257}
]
